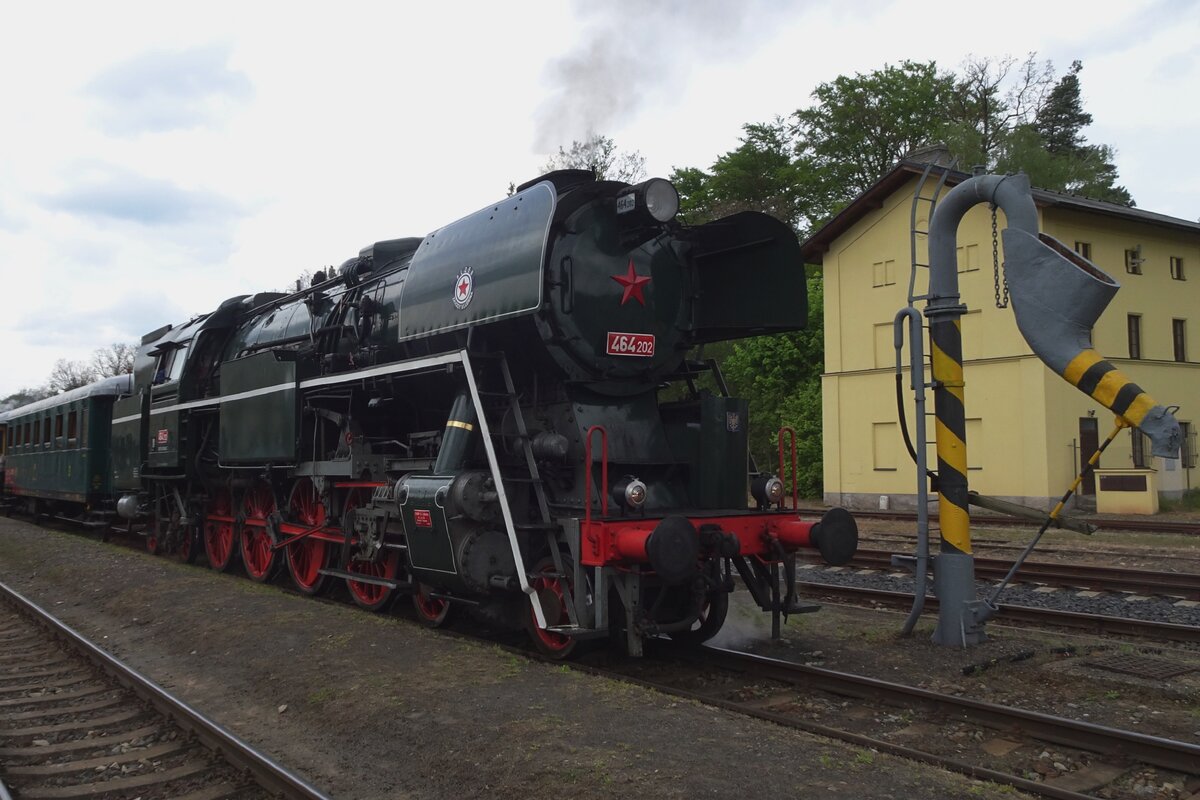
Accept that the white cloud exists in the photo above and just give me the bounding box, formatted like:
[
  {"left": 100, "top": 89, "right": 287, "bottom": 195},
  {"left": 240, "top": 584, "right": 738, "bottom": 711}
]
[
  {"left": 0, "top": 0, "right": 1196, "bottom": 397},
  {"left": 84, "top": 44, "right": 252, "bottom": 136}
]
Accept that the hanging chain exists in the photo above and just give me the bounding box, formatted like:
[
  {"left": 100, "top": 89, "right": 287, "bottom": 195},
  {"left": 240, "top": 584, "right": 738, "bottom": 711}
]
[{"left": 991, "top": 203, "right": 1009, "bottom": 308}]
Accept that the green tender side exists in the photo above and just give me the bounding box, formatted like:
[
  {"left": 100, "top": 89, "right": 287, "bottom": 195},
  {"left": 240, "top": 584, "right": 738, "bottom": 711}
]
[
  {"left": 398, "top": 181, "right": 556, "bottom": 341},
  {"left": 219, "top": 351, "right": 299, "bottom": 463}
]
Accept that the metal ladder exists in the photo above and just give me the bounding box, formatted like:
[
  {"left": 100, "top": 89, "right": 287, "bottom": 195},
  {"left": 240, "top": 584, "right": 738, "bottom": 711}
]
[
  {"left": 460, "top": 351, "right": 582, "bottom": 631},
  {"left": 908, "top": 160, "right": 954, "bottom": 306}
]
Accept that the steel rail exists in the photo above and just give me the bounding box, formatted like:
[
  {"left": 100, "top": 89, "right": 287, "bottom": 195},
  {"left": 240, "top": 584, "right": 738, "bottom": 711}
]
[
  {"left": 0, "top": 579, "right": 331, "bottom": 800},
  {"left": 561, "top": 644, "right": 1196, "bottom": 800},
  {"left": 796, "top": 507, "right": 1200, "bottom": 536},
  {"left": 859, "top": 531, "right": 1200, "bottom": 564},
  {"left": 799, "top": 580, "right": 1200, "bottom": 644},
  {"left": 695, "top": 646, "right": 1200, "bottom": 775},
  {"left": 816, "top": 548, "right": 1200, "bottom": 599}
]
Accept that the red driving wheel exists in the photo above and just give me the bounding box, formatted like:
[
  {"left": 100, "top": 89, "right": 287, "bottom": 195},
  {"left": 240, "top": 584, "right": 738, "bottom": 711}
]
[
  {"left": 285, "top": 479, "right": 330, "bottom": 595},
  {"left": 240, "top": 483, "right": 279, "bottom": 582},
  {"left": 525, "top": 556, "right": 578, "bottom": 659},
  {"left": 204, "top": 488, "right": 237, "bottom": 571}
]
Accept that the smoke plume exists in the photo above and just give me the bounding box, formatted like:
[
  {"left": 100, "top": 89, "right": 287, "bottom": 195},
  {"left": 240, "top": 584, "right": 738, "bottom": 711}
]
[{"left": 533, "top": 0, "right": 793, "bottom": 152}]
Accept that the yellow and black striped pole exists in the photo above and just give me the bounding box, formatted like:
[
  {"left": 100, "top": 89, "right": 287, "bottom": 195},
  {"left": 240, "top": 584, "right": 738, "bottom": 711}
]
[{"left": 929, "top": 315, "right": 971, "bottom": 557}]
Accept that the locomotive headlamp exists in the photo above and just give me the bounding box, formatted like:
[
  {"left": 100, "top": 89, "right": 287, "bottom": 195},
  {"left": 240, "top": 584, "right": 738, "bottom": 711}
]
[
  {"left": 751, "top": 475, "right": 785, "bottom": 508},
  {"left": 612, "top": 475, "right": 648, "bottom": 509},
  {"left": 615, "top": 179, "right": 680, "bottom": 225}
]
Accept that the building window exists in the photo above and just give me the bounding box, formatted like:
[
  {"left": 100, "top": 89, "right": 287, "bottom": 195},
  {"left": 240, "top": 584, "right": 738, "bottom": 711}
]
[
  {"left": 956, "top": 244, "right": 980, "bottom": 273},
  {"left": 872, "top": 422, "right": 897, "bottom": 470},
  {"left": 1127, "top": 314, "right": 1142, "bottom": 359},
  {"left": 1131, "top": 429, "right": 1150, "bottom": 468},
  {"left": 872, "top": 259, "right": 896, "bottom": 287},
  {"left": 1124, "top": 248, "right": 1143, "bottom": 275},
  {"left": 1182, "top": 422, "right": 1197, "bottom": 469},
  {"left": 1074, "top": 241, "right": 1092, "bottom": 260},
  {"left": 1171, "top": 256, "right": 1185, "bottom": 281},
  {"left": 1174, "top": 319, "right": 1188, "bottom": 362}
]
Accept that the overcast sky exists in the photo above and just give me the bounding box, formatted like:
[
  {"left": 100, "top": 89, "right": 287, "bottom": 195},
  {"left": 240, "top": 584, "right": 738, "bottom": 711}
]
[{"left": 1, "top": 0, "right": 1197, "bottom": 397}]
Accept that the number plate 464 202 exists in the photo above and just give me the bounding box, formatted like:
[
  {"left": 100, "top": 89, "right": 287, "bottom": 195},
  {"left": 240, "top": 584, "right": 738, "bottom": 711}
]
[{"left": 606, "top": 332, "right": 655, "bottom": 358}]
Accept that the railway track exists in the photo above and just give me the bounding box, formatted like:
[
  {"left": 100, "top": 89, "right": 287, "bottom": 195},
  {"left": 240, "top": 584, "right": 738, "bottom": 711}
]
[
  {"left": 571, "top": 643, "right": 1200, "bottom": 800},
  {"left": 811, "top": 548, "right": 1200, "bottom": 600},
  {"left": 859, "top": 530, "right": 1200, "bottom": 565},
  {"left": 0, "top": 580, "right": 329, "bottom": 800},
  {"left": 798, "top": 581, "right": 1200, "bottom": 645},
  {"left": 799, "top": 507, "right": 1200, "bottom": 536}
]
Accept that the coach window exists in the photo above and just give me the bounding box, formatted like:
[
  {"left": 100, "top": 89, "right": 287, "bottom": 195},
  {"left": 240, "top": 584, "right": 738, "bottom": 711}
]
[
  {"left": 55, "top": 413, "right": 64, "bottom": 446},
  {"left": 34, "top": 419, "right": 41, "bottom": 447},
  {"left": 43, "top": 415, "right": 51, "bottom": 446},
  {"left": 23, "top": 422, "right": 30, "bottom": 447},
  {"left": 67, "top": 410, "right": 78, "bottom": 445},
  {"left": 80, "top": 407, "right": 88, "bottom": 448}
]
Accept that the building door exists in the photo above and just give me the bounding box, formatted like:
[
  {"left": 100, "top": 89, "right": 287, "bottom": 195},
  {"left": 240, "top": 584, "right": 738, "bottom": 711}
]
[{"left": 1079, "top": 417, "right": 1100, "bottom": 495}]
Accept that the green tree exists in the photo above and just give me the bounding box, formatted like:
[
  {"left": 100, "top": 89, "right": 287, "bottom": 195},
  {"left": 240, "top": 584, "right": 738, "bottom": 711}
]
[
  {"left": 721, "top": 275, "right": 825, "bottom": 498},
  {"left": 1018, "top": 60, "right": 1133, "bottom": 205},
  {"left": 944, "top": 54, "right": 1054, "bottom": 170},
  {"left": 791, "top": 60, "right": 957, "bottom": 222},
  {"left": 672, "top": 120, "right": 814, "bottom": 230},
  {"left": 541, "top": 134, "right": 646, "bottom": 183},
  {"left": 1036, "top": 60, "right": 1091, "bottom": 155}
]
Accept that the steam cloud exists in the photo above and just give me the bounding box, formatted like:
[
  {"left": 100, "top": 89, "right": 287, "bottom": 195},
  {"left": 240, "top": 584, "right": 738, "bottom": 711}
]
[{"left": 533, "top": 0, "right": 794, "bottom": 152}]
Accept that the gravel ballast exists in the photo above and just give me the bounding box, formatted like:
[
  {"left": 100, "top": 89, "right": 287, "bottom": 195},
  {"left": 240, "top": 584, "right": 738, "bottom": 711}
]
[{"left": 0, "top": 516, "right": 1033, "bottom": 800}]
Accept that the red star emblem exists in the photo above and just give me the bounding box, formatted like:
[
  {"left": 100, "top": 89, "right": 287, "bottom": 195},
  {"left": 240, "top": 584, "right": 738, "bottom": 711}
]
[
  {"left": 611, "top": 259, "right": 651, "bottom": 306},
  {"left": 457, "top": 277, "right": 470, "bottom": 297}
]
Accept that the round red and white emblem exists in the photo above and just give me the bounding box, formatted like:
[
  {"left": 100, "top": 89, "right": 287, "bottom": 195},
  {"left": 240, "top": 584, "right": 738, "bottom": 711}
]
[{"left": 452, "top": 266, "right": 474, "bottom": 310}]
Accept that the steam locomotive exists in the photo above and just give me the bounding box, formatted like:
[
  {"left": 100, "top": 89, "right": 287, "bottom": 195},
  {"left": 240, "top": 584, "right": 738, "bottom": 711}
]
[{"left": 0, "top": 169, "right": 858, "bottom": 657}]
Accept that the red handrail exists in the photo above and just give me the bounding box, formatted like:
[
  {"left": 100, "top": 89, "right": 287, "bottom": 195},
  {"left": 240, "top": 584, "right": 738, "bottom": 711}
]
[
  {"left": 584, "top": 425, "right": 609, "bottom": 524},
  {"left": 777, "top": 426, "right": 797, "bottom": 510}
]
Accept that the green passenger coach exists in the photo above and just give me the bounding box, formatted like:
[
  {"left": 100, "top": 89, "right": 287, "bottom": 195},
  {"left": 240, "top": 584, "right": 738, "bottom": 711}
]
[{"left": 1, "top": 375, "right": 132, "bottom": 514}]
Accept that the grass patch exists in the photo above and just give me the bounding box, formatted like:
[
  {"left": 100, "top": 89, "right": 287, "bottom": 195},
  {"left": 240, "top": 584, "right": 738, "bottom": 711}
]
[
  {"left": 1160, "top": 488, "right": 1200, "bottom": 513},
  {"left": 307, "top": 686, "right": 337, "bottom": 705}
]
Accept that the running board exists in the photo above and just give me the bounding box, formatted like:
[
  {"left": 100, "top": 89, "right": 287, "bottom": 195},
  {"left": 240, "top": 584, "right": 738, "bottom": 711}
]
[{"left": 317, "top": 568, "right": 413, "bottom": 591}]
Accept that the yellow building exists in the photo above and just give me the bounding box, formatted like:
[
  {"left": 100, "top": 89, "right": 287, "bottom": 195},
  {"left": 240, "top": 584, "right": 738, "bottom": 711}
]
[{"left": 802, "top": 158, "right": 1198, "bottom": 510}]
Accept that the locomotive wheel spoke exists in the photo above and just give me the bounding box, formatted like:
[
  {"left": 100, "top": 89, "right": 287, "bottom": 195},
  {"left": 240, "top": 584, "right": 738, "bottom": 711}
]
[
  {"left": 204, "top": 488, "right": 238, "bottom": 572},
  {"left": 176, "top": 524, "right": 199, "bottom": 564},
  {"left": 240, "top": 483, "right": 279, "bottom": 583},
  {"left": 412, "top": 583, "right": 454, "bottom": 628},
  {"left": 525, "top": 556, "right": 578, "bottom": 659},
  {"left": 285, "top": 479, "right": 330, "bottom": 596},
  {"left": 346, "top": 551, "right": 399, "bottom": 612}
]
